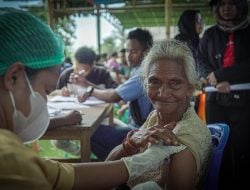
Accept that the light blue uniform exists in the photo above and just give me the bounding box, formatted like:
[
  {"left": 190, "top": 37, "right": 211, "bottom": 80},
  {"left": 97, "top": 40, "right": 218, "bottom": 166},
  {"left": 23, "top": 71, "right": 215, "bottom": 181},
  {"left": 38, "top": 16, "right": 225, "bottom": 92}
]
[
  {"left": 116, "top": 74, "right": 153, "bottom": 128},
  {"left": 91, "top": 66, "right": 153, "bottom": 160}
]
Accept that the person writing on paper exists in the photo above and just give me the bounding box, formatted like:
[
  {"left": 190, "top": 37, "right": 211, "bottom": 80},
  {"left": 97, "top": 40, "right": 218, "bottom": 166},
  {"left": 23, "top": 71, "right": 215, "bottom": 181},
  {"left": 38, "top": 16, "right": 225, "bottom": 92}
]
[
  {"left": 106, "top": 40, "right": 212, "bottom": 190},
  {"left": 75, "top": 28, "right": 153, "bottom": 129},
  {"left": 70, "top": 28, "right": 155, "bottom": 160},
  {"left": 51, "top": 47, "right": 118, "bottom": 155},
  {"left": 197, "top": 0, "right": 250, "bottom": 188},
  {"left": 57, "top": 46, "right": 118, "bottom": 96},
  {"left": 0, "top": 8, "right": 182, "bottom": 189}
]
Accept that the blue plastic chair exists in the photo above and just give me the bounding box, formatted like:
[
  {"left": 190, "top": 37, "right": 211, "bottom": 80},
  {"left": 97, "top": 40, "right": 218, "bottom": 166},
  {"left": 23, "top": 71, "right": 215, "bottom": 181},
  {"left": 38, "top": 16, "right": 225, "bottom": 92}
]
[{"left": 203, "top": 123, "right": 230, "bottom": 190}]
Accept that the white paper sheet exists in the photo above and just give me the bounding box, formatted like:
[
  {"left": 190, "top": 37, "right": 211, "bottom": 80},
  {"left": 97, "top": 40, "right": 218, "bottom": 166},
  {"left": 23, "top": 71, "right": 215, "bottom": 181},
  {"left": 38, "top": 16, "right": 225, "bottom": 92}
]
[
  {"left": 48, "top": 95, "right": 105, "bottom": 106},
  {"left": 47, "top": 101, "right": 90, "bottom": 111},
  {"left": 83, "top": 96, "right": 105, "bottom": 105},
  {"left": 49, "top": 95, "right": 76, "bottom": 102},
  {"left": 204, "top": 83, "right": 250, "bottom": 92},
  {"left": 47, "top": 105, "right": 73, "bottom": 117},
  {"left": 67, "top": 83, "right": 86, "bottom": 95}
]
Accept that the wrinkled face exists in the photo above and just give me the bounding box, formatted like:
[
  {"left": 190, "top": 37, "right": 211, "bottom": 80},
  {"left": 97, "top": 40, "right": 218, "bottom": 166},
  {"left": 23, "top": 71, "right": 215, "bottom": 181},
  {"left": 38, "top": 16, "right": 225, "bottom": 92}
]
[
  {"left": 75, "top": 61, "right": 93, "bottom": 77},
  {"left": 219, "top": 0, "right": 237, "bottom": 20},
  {"left": 146, "top": 59, "right": 193, "bottom": 117},
  {"left": 125, "top": 39, "right": 145, "bottom": 68},
  {"left": 195, "top": 13, "right": 203, "bottom": 34}
]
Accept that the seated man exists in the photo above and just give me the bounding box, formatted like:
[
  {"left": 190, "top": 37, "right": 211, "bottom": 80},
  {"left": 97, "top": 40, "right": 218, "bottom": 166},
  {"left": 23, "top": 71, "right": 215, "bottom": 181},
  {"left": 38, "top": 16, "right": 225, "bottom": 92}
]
[
  {"left": 58, "top": 46, "right": 118, "bottom": 90},
  {"left": 73, "top": 28, "right": 154, "bottom": 160},
  {"left": 51, "top": 46, "right": 118, "bottom": 155}
]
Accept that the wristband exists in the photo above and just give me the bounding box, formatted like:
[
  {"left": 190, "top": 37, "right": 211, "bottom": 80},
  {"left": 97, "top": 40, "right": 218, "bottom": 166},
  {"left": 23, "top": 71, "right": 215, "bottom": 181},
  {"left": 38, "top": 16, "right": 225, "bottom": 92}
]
[
  {"left": 122, "top": 138, "right": 132, "bottom": 155},
  {"left": 122, "top": 130, "right": 139, "bottom": 155}
]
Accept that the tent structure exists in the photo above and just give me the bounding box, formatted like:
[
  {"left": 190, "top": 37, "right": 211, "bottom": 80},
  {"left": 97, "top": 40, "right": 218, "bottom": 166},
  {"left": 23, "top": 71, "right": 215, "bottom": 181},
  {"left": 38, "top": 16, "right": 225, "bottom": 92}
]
[
  {"left": 47, "top": 0, "right": 249, "bottom": 53},
  {"left": 48, "top": 0, "right": 215, "bottom": 33}
]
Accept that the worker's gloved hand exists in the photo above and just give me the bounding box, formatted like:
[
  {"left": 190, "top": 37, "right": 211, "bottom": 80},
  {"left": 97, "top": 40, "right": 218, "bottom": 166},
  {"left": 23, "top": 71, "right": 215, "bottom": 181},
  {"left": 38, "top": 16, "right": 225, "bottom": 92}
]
[{"left": 122, "top": 144, "right": 186, "bottom": 181}]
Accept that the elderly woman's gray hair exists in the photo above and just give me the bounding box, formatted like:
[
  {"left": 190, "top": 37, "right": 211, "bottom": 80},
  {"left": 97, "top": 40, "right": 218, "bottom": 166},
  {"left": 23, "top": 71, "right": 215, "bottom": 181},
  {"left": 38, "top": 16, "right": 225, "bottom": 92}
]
[{"left": 141, "top": 39, "right": 197, "bottom": 86}]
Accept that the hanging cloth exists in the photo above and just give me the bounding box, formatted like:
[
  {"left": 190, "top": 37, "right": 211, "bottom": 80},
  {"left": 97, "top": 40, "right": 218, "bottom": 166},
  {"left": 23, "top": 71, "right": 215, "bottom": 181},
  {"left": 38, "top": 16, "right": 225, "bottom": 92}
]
[{"left": 223, "top": 33, "right": 235, "bottom": 68}]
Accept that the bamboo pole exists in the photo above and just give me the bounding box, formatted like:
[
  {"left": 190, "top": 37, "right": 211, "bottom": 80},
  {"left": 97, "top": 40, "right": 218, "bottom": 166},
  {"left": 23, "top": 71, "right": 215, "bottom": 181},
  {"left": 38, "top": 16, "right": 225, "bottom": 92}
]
[
  {"left": 165, "top": 0, "right": 172, "bottom": 39},
  {"left": 47, "top": 0, "right": 55, "bottom": 29}
]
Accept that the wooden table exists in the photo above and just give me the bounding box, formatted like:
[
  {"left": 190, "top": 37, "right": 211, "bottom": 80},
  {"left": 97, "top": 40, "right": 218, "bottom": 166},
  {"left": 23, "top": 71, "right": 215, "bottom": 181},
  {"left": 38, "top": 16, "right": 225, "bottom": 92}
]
[{"left": 41, "top": 103, "right": 113, "bottom": 162}]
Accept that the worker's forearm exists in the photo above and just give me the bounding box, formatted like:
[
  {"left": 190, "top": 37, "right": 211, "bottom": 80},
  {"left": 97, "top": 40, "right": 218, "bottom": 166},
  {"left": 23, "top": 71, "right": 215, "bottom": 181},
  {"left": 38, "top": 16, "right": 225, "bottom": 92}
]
[{"left": 73, "top": 160, "right": 128, "bottom": 189}]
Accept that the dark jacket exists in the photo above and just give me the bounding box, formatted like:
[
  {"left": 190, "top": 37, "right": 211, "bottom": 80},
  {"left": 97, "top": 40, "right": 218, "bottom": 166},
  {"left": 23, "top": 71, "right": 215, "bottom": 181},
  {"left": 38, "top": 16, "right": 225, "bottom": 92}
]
[
  {"left": 197, "top": 24, "right": 250, "bottom": 105},
  {"left": 197, "top": 24, "right": 250, "bottom": 84}
]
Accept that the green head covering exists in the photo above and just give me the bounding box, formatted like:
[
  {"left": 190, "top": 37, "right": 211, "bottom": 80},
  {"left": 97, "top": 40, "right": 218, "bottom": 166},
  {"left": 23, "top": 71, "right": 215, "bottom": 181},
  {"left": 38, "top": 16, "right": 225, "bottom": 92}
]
[{"left": 0, "top": 8, "right": 64, "bottom": 75}]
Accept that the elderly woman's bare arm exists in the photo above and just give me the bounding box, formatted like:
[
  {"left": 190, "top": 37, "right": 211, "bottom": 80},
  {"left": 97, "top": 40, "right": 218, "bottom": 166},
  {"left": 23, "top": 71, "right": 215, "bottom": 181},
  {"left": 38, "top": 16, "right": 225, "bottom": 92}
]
[
  {"left": 73, "top": 144, "right": 185, "bottom": 189},
  {"left": 165, "top": 149, "right": 197, "bottom": 190}
]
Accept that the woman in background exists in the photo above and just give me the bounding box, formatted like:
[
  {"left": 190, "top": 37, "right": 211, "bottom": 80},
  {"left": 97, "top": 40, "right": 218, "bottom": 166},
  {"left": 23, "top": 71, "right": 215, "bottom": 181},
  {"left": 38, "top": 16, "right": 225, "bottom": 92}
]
[
  {"left": 197, "top": 0, "right": 250, "bottom": 189},
  {"left": 175, "top": 9, "right": 203, "bottom": 60}
]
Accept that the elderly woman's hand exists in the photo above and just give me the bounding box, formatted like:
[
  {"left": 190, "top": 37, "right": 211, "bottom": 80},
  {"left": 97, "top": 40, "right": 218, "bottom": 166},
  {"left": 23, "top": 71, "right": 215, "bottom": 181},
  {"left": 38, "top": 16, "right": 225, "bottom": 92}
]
[{"left": 129, "top": 123, "right": 180, "bottom": 150}]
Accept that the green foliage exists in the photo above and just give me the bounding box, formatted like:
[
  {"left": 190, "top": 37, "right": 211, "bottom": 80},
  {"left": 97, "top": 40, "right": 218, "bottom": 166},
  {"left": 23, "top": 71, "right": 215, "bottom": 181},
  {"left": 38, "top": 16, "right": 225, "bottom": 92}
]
[
  {"left": 25, "top": 3, "right": 76, "bottom": 56},
  {"left": 100, "top": 28, "right": 125, "bottom": 54},
  {"left": 26, "top": 140, "right": 97, "bottom": 160},
  {"left": 54, "top": 16, "right": 77, "bottom": 56},
  {"left": 101, "top": 36, "right": 118, "bottom": 54}
]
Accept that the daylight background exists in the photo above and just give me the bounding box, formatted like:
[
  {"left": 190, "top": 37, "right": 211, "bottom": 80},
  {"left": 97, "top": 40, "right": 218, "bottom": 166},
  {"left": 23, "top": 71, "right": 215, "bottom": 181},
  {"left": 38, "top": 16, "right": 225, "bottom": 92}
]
[{"left": 0, "top": 0, "right": 179, "bottom": 57}]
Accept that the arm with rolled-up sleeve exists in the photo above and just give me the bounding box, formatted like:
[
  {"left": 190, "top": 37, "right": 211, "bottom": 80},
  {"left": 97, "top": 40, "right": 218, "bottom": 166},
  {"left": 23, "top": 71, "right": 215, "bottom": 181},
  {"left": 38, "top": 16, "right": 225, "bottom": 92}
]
[{"left": 122, "top": 144, "right": 186, "bottom": 181}]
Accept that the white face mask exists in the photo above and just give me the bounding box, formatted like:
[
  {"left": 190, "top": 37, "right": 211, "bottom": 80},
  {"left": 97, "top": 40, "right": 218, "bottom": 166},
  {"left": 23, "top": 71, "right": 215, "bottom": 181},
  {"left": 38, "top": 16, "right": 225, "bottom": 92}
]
[{"left": 9, "top": 74, "right": 50, "bottom": 144}]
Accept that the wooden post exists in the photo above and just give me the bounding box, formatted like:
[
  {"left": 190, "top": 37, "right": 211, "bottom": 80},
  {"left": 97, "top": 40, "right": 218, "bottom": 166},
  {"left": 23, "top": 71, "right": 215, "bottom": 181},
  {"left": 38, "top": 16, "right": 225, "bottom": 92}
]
[
  {"left": 96, "top": 5, "right": 101, "bottom": 54},
  {"left": 165, "top": 0, "right": 172, "bottom": 39},
  {"left": 47, "top": 0, "right": 55, "bottom": 29}
]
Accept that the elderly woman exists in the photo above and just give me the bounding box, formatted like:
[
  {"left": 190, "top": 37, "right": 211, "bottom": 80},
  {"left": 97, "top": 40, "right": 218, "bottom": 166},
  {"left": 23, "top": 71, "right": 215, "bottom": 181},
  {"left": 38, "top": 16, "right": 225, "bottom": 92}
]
[
  {"left": 107, "top": 40, "right": 212, "bottom": 190},
  {"left": 0, "top": 8, "right": 183, "bottom": 189}
]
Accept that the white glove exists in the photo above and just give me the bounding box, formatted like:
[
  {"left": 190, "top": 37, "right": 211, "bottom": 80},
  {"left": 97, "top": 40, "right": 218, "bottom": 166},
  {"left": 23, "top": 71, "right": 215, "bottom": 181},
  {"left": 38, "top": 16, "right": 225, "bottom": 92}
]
[
  {"left": 132, "top": 181, "right": 162, "bottom": 190},
  {"left": 122, "top": 144, "right": 186, "bottom": 181}
]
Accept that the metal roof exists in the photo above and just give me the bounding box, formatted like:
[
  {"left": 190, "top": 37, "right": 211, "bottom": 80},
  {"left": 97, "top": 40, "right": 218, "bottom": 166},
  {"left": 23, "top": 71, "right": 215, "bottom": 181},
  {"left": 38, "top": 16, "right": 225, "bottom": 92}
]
[
  {"left": 47, "top": 0, "right": 250, "bottom": 53},
  {"left": 48, "top": 0, "right": 216, "bottom": 29},
  {"left": 101, "top": 0, "right": 215, "bottom": 28}
]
